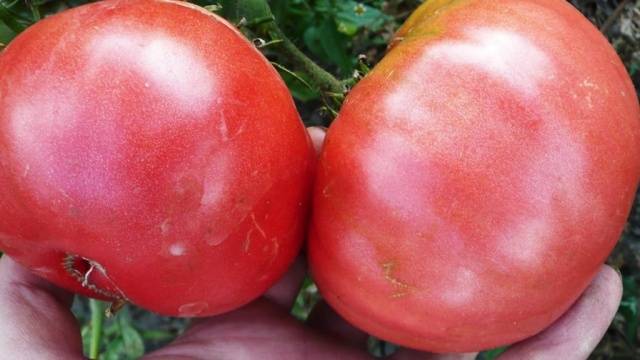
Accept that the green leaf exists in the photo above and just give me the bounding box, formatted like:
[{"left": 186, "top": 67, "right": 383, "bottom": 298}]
[
  {"left": 0, "top": 19, "right": 14, "bottom": 44},
  {"left": 0, "top": 5, "right": 27, "bottom": 35},
  {"left": 620, "top": 275, "right": 638, "bottom": 343},
  {"left": 121, "top": 326, "right": 145, "bottom": 358},
  {"left": 278, "top": 67, "right": 320, "bottom": 102},
  {"left": 220, "top": 0, "right": 273, "bottom": 26},
  {"left": 312, "top": 0, "right": 332, "bottom": 14},
  {"left": 478, "top": 346, "right": 508, "bottom": 360},
  {"left": 367, "top": 337, "right": 398, "bottom": 357},
  {"left": 103, "top": 338, "right": 125, "bottom": 360},
  {"left": 302, "top": 18, "right": 353, "bottom": 75},
  {"left": 291, "top": 275, "right": 321, "bottom": 320},
  {"left": 336, "top": 21, "right": 358, "bottom": 36},
  {"left": 303, "top": 25, "right": 323, "bottom": 58},
  {"left": 140, "top": 329, "right": 175, "bottom": 342},
  {"left": 318, "top": 18, "right": 353, "bottom": 75},
  {"left": 335, "top": 1, "right": 390, "bottom": 35}
]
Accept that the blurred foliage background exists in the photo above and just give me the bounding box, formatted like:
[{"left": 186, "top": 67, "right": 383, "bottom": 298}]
[{"left": 1, "top": 0, "right": 639, "bottom": 359}]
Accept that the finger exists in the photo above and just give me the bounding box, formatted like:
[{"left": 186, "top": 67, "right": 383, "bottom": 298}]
[
  {"left": 263, "top": 256, "right": 308, "bottom": 309},
  {"left": 499, "top": 265, "right": 622, "bottom": 360},
  {"left": 306, "top": 300, "right": 477, "bottom": 360},
  {"left": 307, "top": 300, "right": 370, "bottom": 348},
  {"left": 145, "top": 299, "right": 369, "bottom": 360},
  {"left": 307, "top": 126, "right": 327, "bottom": 156},
  {"left": 0, "top": 255, "right": 83, "bottom": 358},
  {"left": 391, "top": 349, "right": 478, "bottom": 360}
]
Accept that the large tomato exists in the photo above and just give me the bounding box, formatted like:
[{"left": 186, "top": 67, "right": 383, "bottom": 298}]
[
  {"left": 309, "top": 0, "right": 640, "bottom": 353},
  {"left": 0, "top": 0, "right": 314, "bottom": 317}
]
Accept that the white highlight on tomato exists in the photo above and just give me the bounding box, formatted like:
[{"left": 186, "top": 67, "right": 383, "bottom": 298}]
[
  {"left": 429, "top": 28, "right": 553, "bottom": 96},
  {"left": 33, "top": 266, "right": 55, "bottom": 275},
  {"left": 359, "top": 131, "right": 436, "bottom": 224},
  {"left": 9, "top": 90, "right": 124, "bottom": 206},
  {"left": 89, "top": 31, "right": 214, "bottom": 114},
  {"left": 169, "top": 243, "right": 186, "bottom": 256},
  {"left": 499, "top": 216, "right": 550, "bottom": 267},
  {"left": 378, "top": 32, "right": 588, "bottom": 270},
  {"left": 178, "top": 301, "right": 209, "bottom": 316},
  {"left": 498, "top": 120, "right": 588, "bottom": 267},
  {"left": 441, "top": 267, "right": 479, "bottom": 306},
  {"left": 200, "top": 151, "right": 231, "bottom": 207}
]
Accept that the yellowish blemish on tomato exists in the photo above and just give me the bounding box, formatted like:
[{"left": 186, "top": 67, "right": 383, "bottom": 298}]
[
  {"left": 368, "top": 0, "right": 472, "bottom": 80},
  {"left": 381, "top": 261, "right": 413, "bottom": 299},
  {"left": 389, "top": 0, "right": 471, "bottom": 50}
]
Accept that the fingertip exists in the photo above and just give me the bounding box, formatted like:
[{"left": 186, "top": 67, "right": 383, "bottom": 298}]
[
  {"left": 0, "top": 255, "right": 82, "bottom": 356},
  {"left": 0, "top": 255, "right": 74, "bottom": 307},
  {"left": 593, "top": 265, "right": 623, "bottom": 304},
  {"left": 391, "top": 349, "right": 478, "bottom": 360},
  {"left": 264, "top": 256, "right": 308, "bottom": 309},
  {"left": 307, "top": 300, "right": 370, "bottom": 348},
  {"left": 0, "top": 255, "right": 43, "bottom": 285},
  {"left": 307, "top": 126, "right": 327, "bottom": 156}
]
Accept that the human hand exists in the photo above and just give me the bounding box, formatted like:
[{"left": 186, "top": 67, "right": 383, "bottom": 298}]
[{"left": 0, "top": 128, "right": 623, "bottom": 360}]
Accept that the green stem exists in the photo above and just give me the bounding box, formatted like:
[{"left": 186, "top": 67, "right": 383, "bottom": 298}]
[
  {"left": 25, "top": 0, "right": 40, "bottom": 22},
  {"left": 89, "top": 299, "right": 105, "bottom": 360},
  {"left": 219, "top": 0, "right": 345, "bottom": 102},
  {"left": 600, "top": 0, "right": 629, "bottom": 34},
  {"left": 267, "top": 26, "right": 344, "bottom": 95}
]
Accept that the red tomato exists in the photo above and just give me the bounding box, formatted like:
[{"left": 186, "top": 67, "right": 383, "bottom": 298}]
[
  {"left": 309, "top": 0, "right": 640, "bottom": 353},
  {"left": 0, "top": 0, "right": 314, "bottom": 317}
]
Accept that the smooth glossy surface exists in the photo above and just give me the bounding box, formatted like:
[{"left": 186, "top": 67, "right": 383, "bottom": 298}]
[
  {"left": 0, "top": 0, "right": 314, "bottom": 316},
  {"left": 309, "top": 0, "right": 640, "bottom": 352}
]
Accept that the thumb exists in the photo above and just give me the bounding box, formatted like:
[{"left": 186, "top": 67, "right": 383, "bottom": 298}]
[{"left": 0, "top": 255, "right": 83, "bottom": 359}]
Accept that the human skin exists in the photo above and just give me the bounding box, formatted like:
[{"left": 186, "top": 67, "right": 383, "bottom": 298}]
[
  {"left": 0, "top": 128, "right": 624, "bottom": 360},
  {"left": 309, "top": 0, "right": 640, "bottom": 353},
  {"left": 0, "top": 0, "right": 314, "bottom": 317}
]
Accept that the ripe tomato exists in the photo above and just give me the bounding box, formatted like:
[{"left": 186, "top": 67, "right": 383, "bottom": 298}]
[
  {"left": 309, "top": 0, "right": 640, "bottom": 352},
  {"left": 0, "top": 0, "right": 314, "bottom": 317}
]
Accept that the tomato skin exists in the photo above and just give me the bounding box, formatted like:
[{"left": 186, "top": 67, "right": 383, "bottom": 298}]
[
  {"left": 309, "top": 0, "right": 640, "bottom": 353},
  {"left": 0, "top": 0, "right": 314, "bottom": 317}
]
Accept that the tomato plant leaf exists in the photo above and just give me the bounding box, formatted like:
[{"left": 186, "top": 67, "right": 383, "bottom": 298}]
[
  {"left": 620, "top": 275, "right": 638, "bottom": 344},
  {"left": 478, "top": 347, "right": 508, "bottom": 360},
  {"left": 121, "top": 326, "right": 145, "bottom": 358},
  {"left": 0, "top": 16, "right": 14, "bottom": 43},
  {"left": 317, "top": 18, "right": 353, "bottom": 75},
  {"left": 335, "top": 1, "right": 390, "bottom": 36},
  {"left": 0, "top": 4, "right": 27, "bottom": 35}
]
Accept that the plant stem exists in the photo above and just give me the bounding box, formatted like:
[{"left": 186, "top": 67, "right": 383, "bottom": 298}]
[
  {"left": 89, "top": 299, "right": 105, "bottom": 360},
  {"left": 25, "top": 0, "right": 40, "bottom": 22},
  {"left": 219, "top": 0, "right": 345, "bottom": 101},
  {"left": 600, "top": 0, "right": 630, "bottom": 34},
  {"left": 267, "top": 26, "right": 344, "bottom": 95}
]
